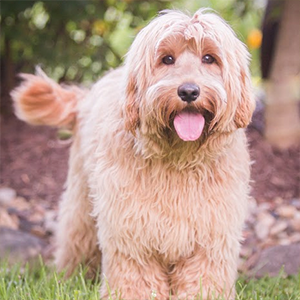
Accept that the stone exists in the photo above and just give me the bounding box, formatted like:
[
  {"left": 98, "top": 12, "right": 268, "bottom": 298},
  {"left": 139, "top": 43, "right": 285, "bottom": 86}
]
[
  {"left": 277, "top": 232, "right": 289, "bottom": 240},
  {"left": 248, "top": 198, "right": 258, "bottom": 215},
  {"left": 30, "top": 225, "right": 46, "bottom": 238},
  {"left": 8, "top": 196, "right": 31, "bottom": 211},
  {"left": 278, "top": 238, "right": 291, "bottom": 246},
  {"left": 0, "top": 187, "right": 16, "bottom": 206},
  {"left": 44, "top": 210, "right": 57, "bottom": 234},
  {"left": 250, "top": 243, "right": 300, "bottom": 277},
  {"left": 290, "top": 213, "right": 300, "bottom": 231},
  {"left": 257, "top": 202, "right": 272, "bottom": 212},
  {"left": 0, "top": 208, "right": 19, "bottom": 229},
  {"left": 240, "top": 246, "right": 253, "bottom": 258},
  {"left": 291, "top": 199, "right": 300, "bottom": 209},
  {"left": 290, "top": 233, "right": 300, "bottom": 243},
  {"left": 270, "top": 220, "right": 288, "bottom": 236},
  {"left": 28, "top": 204, "right": 46, "bottom": 223},
  {"left": 0, "top": 227, "right": 46, "bottom": 264},
  {"left": 255, "top": 212, "right": 276, "bottom": 240},
  {"left": 260, "top": 237, "right": 277, "bottom": 249},
  {"left": 276, "top": 205, "right": 297, "bottom": 218},
  {"left": 274, "top": 197, "right": 284, "bottom": 205}
]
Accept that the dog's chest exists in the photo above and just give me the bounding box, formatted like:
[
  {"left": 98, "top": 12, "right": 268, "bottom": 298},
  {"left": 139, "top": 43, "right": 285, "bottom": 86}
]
[
  {"left": 114, "top": 185, "right": 202, "bottom": 261},
  {"left": 94, "top": 159, "right": 223, "bottom": 261}
]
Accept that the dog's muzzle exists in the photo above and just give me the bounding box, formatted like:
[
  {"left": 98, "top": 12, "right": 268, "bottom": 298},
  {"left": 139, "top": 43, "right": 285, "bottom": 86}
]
[{"left": 173, "top": 83, "right": 205, "bottom": 142}]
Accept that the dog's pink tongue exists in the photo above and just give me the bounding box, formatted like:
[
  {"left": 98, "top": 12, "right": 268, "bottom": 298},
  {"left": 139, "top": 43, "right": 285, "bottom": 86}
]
[{"left": 174, "top": 112, "right": 205, "bottom": 141}]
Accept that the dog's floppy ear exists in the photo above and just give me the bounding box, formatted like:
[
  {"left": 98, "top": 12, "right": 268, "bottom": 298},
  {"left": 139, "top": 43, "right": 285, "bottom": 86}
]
[
  {"left": 234, "top": 65, "right": 255, "bottom": 128},
  {"left": 231, "top": 40, "right": 256, "bottom": 129},
  {"left": 124, "top": 74, "right": 140, "bottom": 134},
  {"left": 123, "top": 24, "right": 152, "bottom": 135},
  {"left": 123, "top": 13, "right": 166, "bottom": 134},
  {"left": 223, "top": 39, "right": 256, "bottom": 130}
]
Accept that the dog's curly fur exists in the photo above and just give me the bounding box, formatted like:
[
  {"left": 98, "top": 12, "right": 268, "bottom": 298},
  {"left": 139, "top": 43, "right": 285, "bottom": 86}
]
[{"left": 12, "top": 9, "right": 255, "bottom": 300}]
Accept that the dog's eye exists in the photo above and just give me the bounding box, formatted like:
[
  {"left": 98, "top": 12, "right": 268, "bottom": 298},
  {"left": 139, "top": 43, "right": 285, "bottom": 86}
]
[
  {"left": 202, "top": 54, "right": 215, "bottom": 64},
  {"left": 162, "top": 55, "right": 175, "bottom": 65}
]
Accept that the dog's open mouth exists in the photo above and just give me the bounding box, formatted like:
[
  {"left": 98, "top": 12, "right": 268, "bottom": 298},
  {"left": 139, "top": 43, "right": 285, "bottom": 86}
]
[{"left": 174, "top": 111, "right": 205, "bottom": 141}]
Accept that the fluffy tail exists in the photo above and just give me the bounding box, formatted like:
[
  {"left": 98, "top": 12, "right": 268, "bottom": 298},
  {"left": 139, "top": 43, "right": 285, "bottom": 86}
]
[{"left": 11, "top": 67, "right": 85, "bottom": 128}]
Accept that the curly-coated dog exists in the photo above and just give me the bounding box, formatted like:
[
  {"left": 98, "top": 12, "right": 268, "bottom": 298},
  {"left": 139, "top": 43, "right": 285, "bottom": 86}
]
[{"left": 12, "top": 9, "right": 255, "bottom": 300}]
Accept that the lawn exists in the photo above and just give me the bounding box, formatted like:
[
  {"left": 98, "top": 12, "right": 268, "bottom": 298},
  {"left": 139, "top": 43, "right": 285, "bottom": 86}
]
[{"left": 1, "top": 260, "right": 300, "bottom": 300}]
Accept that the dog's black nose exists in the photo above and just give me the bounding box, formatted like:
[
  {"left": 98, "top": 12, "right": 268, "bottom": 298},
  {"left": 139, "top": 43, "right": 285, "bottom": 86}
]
[{"left": 177, "top": 83, "right": 200, "bottom": 103}]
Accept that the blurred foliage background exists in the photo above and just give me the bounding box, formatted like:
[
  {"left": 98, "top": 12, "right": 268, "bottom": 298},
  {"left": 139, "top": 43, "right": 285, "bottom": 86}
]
[{"left": 1, "top": 0, "right": 265, "bottom": 95}]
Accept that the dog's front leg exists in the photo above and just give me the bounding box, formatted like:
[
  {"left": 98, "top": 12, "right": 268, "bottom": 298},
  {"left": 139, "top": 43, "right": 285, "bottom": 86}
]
[
  {"left": 169, "top": 245, "right": 236, "bottom": 300},
  {"left": 100, "top": 249, "right": 170, "bottom": 300}
]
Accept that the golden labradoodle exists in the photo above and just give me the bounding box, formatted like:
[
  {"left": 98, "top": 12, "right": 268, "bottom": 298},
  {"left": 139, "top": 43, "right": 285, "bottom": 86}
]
[{"left": 12, "top": 9, "right": 255, "bottom": 300}]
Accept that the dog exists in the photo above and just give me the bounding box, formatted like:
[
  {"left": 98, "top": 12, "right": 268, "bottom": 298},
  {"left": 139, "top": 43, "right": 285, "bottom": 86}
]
[{"left": 12, "top": 9, "right": 255, "bottom": 300}]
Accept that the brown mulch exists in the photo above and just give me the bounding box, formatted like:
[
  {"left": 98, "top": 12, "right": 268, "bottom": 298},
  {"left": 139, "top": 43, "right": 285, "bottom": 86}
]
[
  {"left": 248, "top": 129, "right": 299, "bottom": 202},
  {"left": 1, "top": 108, "right": 299, "bottom": 205},
  {"left": 0, "top": 114, "right": 70, "bottom": 208}
]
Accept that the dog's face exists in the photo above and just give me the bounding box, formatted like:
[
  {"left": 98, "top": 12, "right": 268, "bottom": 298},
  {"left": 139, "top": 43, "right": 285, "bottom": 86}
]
[{"left": 124, "top": 10, "right": 255, "bottom": 151}]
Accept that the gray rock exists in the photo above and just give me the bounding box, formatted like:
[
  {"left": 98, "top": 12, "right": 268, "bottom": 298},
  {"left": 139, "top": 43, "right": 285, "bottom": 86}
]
[
  {"left": 0, "top": 227, "right": 47, "bottom": 263},
  {"left": 270, "top": 220, "right": 288, "bottom": 236},
  {"left": 254, "top": 212, "right": 276, "bottom": 240},
  {"left": 0, "top": 187, "right": 16, "bottom": 206},
  {"left": 250, "top": 243, "right": 300, "bottom": 277}
]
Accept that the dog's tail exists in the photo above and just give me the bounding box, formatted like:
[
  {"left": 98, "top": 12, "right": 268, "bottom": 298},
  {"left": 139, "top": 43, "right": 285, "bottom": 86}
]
[{"left": 11, "top": 67, "right": 85, "bottom": 128}]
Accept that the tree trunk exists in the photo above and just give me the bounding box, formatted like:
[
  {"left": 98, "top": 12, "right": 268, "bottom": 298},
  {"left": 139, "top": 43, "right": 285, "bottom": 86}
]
[
  {"left": 265, "top": 0, "right": 300, "bottom": 148},
  {"left": 1, "top": 36, "right": 15, "bottom": 114}
]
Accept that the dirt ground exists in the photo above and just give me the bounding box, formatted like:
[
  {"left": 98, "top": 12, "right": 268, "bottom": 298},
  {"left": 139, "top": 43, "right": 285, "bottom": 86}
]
[
  {"left": 0, "top": 114, "right": 69, "bottom": 208},
  {"left": 0, "top": 105, "right": 299, "bottom": 207}
]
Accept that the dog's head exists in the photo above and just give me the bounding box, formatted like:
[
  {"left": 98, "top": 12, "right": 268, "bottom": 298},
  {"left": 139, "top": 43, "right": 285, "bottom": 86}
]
[{"left": 123, "top": 9, "right": 255, "bottom": 152}]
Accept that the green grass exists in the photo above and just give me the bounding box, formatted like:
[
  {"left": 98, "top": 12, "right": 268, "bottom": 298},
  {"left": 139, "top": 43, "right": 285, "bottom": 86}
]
[
  {"left": 1, "top": 260, "right": 300, "bottom": 300},
  {"left": 236, "top": 273, "right": 300, "bottom": 300}
]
